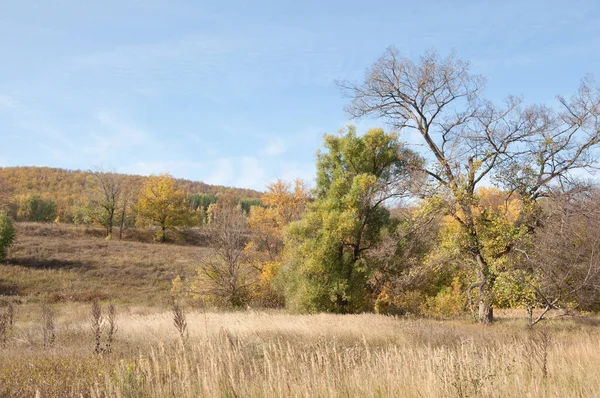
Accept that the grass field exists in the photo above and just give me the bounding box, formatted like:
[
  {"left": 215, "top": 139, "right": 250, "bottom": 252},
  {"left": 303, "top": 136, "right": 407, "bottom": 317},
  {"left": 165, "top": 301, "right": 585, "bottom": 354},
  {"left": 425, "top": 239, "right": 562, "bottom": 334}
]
[
  {"left": 0, "top": 222, "right": 207, "bottom": 305},
  {"left": 1, "top": 223, "right": 600, "bottom": 397}
]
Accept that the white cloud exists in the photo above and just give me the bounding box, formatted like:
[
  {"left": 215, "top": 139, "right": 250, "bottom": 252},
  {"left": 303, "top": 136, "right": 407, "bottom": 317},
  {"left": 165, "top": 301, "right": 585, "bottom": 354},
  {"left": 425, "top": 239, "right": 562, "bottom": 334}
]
[
  {"left": 124, "top": 157, "right": 267, "bottom": 190},
  {"left": 235, "top": 157, "right": 267, "bottom": 189},
  {"left": 82, "top": 111, "right": 151, "bottom": 158},
  {"left": 204, "top": 158, "right": 236, "bottom": 186},
  {"left": 260, "top": 137, "right": 287, "bottom": 156}
]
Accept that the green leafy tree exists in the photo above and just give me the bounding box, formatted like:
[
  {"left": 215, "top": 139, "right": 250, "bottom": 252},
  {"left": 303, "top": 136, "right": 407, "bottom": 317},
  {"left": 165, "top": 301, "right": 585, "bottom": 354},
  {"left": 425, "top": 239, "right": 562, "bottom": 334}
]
[
  {"left": 280, "top": 127, "right": 419, "bottom": 313},
  {"left": 18, "top": 195, "right": 57, "bottom": 222},
  {"left": 0, "top": 213, "right": 16, "bottom": 262}
]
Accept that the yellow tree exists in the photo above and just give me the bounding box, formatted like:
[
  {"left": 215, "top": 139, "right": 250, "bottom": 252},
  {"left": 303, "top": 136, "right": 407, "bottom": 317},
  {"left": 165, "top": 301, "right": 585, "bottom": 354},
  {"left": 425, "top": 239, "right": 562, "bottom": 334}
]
[
  {"left": 136, "top": 174, "right": 191, "bottom": 242},
  {"left": 246, "top": 179, "right": 310, "bottom": 306},
  {"left": 432, "top": 187, "right": 531, "bottom": 316}
]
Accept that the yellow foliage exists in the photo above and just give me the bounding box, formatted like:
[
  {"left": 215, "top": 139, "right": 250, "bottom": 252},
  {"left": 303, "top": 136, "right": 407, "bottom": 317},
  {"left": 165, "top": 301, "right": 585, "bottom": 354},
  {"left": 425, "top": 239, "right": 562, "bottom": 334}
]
[
  {"left": 423, "top": 277, "right": 466, "bottom": 319},
  {"left": 135, "top": 174, "right": 191, "bottom": 242},
  {"left": 374, "top": 283, "right": 426, "bottom": 316}
]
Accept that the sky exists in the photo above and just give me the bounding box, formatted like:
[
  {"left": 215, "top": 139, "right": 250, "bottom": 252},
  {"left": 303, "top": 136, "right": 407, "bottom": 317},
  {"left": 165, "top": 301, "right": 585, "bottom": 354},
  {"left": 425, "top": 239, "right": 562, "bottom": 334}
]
[{"left": 1, "top": 0, "right": 599, "bottom": 190}]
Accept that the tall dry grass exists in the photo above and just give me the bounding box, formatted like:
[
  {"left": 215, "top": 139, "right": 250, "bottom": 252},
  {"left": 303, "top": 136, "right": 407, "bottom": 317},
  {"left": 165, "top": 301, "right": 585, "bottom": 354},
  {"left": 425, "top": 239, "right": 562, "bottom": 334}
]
[{"left": 1, "top": 307, "right": 600, "bottom": 397}]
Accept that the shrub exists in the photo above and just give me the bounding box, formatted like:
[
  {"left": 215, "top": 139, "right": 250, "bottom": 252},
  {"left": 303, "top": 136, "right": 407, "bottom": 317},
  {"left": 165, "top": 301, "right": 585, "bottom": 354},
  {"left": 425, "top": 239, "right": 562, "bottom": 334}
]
[
  {"left": 423, "top": 277, "right": 467, "bottom": 319},
  {"left": 0, "top": 213, "right": 15, "bottom": 262}
]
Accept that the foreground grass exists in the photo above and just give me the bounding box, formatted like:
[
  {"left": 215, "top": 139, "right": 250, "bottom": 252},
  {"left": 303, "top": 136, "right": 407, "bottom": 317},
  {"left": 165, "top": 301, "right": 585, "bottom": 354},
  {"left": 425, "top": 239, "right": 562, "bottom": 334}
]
[
  {"left": 1, "top": 306, "right": 600, "bottom": 397},
  {"left": 2, "top": 223, "right": 600, "bottom": 396}
]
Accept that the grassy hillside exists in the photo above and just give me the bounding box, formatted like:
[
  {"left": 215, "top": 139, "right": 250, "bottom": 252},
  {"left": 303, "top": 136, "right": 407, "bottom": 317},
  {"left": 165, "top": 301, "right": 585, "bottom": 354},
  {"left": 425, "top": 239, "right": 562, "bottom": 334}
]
[{"left": 0, "top": 222, "right": 206, "bottom": 305}]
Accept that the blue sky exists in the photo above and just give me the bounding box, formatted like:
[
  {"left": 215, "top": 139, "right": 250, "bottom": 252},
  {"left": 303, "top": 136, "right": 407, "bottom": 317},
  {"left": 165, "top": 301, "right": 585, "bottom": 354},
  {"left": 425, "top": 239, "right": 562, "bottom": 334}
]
[{"left": 1, "top": 0, "right": 599, "bottom": 190}]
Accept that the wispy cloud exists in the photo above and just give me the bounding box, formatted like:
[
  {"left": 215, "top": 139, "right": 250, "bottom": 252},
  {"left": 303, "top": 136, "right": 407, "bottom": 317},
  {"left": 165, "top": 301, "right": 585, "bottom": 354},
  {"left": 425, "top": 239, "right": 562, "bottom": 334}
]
[
  {"left": 124, "top": 156, "right": 268, "bottom": 190},
  {"left": 260, "top": 137, "right": 287, "bottom": 156},
  {"left": 84, "top": 111, "right": 151, "bottom": 157}
]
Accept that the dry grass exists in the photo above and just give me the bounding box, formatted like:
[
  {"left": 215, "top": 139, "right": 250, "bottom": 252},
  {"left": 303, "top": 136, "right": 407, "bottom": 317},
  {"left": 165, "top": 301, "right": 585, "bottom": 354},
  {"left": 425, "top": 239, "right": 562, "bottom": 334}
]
[
  {"left": 1, "top": 306, "right": 600, "bottom": 397},
  {"left": 2, "top": 224, "right": 600, "bottom": 396},
  {"left": 0, "top": 223, "right": 208, "bottom": 304}
]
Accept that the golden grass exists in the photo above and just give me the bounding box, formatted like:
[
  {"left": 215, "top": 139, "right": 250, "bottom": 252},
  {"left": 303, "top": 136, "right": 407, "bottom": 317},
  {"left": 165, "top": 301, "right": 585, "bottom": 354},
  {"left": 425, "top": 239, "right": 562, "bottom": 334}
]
[
  {"left": 1, "top": 306, "right": 600, "bottom": 397},
  {"left": 2, "top": 224, "right": 600, "bottom": 396}
]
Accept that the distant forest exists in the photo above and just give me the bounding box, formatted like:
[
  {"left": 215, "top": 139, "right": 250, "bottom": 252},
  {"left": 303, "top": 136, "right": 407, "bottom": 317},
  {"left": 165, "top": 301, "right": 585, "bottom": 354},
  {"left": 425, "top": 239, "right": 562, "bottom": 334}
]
[{"left": 0, "top": 166, "right": 261, "bottom": 224}]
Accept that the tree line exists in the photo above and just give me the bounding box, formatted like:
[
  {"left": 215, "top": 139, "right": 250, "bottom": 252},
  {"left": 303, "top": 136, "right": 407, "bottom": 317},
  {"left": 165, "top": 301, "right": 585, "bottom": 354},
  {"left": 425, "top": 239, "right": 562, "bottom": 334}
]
[{"left": 0, "top": 166, "right": 261, "bottom": 225}]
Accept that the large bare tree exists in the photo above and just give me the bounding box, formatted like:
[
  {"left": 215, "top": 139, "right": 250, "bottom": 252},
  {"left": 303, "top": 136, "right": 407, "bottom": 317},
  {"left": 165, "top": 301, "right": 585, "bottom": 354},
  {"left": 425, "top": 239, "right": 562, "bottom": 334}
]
[{"left": 338, "top": 47, "right": 600, "bottom": 322}]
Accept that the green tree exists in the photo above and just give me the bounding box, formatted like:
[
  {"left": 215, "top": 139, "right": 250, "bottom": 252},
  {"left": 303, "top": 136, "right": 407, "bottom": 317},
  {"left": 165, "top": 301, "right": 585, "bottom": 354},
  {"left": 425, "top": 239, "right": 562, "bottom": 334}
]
[
  {"left": 135, "top": 174, "right": 192, "bottom": 242},
  {"left": 280, "top": 127, "right": 419, "bottom": 313},
  {"left": 0, "top": 213, "right": 16, "bottom": 262},
  {"left": 18, "top": 196, "right": 57, "bottom": 222}
]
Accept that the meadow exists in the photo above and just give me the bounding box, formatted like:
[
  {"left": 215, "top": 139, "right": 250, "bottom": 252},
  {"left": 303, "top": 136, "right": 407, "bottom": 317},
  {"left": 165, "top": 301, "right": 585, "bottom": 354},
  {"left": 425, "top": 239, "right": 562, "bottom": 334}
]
[{"left": 1, "top": 223, "right": 600, "bottom": 397}]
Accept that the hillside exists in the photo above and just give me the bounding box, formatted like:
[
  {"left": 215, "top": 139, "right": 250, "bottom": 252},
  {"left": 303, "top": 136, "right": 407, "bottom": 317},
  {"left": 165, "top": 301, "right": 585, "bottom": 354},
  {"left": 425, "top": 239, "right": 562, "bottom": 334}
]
[
  {"left": 0, "top": 222, "right": 207, "bottom": 305},
  {"left": 0, "top": 166, "right": 262, "bottom": 222}
]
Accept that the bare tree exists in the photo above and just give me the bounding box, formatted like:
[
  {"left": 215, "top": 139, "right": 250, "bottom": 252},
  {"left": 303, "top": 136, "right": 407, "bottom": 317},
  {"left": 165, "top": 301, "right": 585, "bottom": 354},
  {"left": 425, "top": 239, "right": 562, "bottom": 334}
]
[
  {"left": 517, "top": 188, "right": 600, "bottom": 326},
  {"left": 198, "top": 204, "right": 254, "bottom": 307},
  {"left": 339, "top": 47, "right": 600, "bottom": 322},
  {"left": 88, "top": 167, "right": 123, "bottom": 239},
  {"left": 117, "top": 186, "right": 134, "bottom": 240}
]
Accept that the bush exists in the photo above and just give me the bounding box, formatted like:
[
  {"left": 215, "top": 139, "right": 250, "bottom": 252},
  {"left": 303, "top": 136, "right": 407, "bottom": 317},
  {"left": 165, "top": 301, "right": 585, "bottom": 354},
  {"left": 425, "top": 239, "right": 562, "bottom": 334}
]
[
  {"left": 0, "top": 213, "right": 15, "bottom": 261},
  {"left": 423, "top": 277, "right": 467, "bottom": 319}
]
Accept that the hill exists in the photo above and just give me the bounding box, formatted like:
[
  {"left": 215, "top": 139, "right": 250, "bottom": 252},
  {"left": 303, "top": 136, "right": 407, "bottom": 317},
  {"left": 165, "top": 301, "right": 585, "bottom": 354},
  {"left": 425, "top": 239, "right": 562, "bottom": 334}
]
[
  {"left": 1, "top": 222, "right": 206, "bottom": 304},
  {"left": 0, "top": 166, "right": 262, "bottom": 222}
]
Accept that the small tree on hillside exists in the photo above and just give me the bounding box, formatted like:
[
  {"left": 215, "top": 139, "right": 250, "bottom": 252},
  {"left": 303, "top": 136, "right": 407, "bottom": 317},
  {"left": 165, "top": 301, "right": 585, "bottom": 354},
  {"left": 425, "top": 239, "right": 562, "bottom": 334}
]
[
  {"left": 88, "top": 168, "right": 123, "bottom": 239},
  {"left": 135, "top": 174, "right": 192, "bottom": 242},
  {"left": 17, "top": 196, "right": 57, "bottom": 223},
  {"left": 0, "top": 213, "right": 16, "bottom": 262}
]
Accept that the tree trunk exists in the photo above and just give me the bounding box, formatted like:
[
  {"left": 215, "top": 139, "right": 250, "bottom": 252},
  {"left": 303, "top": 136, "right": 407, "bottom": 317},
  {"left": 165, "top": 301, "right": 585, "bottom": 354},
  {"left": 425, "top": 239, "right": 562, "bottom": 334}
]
[
  {"left": 474, "top": 251, "right": 494, "bottom": 323},
  {"left": 161, "top": 225, "right": 166, "bottom": 243},
  {"left": 478, "top": 295, "right": 493, "bottom": 323}
]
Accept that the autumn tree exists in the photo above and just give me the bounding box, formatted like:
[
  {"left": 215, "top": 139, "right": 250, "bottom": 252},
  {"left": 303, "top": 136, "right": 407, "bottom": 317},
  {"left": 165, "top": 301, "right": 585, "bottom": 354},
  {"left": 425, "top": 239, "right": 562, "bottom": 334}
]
[
  {"left": 280, "top": 127, "right": 419, "bottom": 313},
  {"left": 339, "top": 47, "right": 600, "bottom": 322},
  {"left": 135, "top": 174, "right": 192, "bottom": 242},
  {"left": 87, "top": 168, "right": 123, "bottom": 239},
  {"left": 246, "top": 179, "right": 310, "bottom": 306}
]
